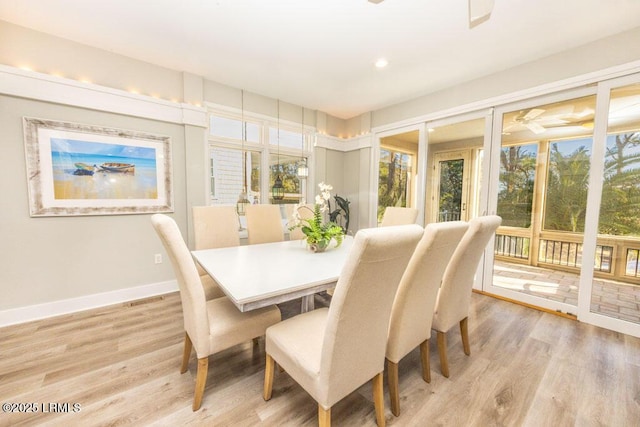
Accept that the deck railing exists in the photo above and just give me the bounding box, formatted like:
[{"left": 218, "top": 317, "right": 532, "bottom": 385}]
[{"left": 494, "top": 228, "right": 640, "bottom": 283}]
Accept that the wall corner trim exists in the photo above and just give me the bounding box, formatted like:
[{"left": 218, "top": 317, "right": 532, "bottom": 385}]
[
  {"left": 0, "top": 65, "right": 207, "bottom": 127},
  {"left": 0, "top": 280, "right": 178, "bottom": 327}
]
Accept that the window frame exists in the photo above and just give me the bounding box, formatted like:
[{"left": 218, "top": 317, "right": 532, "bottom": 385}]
[{"left": 206, "top": 105, "right": 313, "bottom": 205}]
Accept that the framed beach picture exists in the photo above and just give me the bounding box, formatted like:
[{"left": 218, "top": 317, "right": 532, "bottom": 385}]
[{"left": 23, "top": 118, "right": 173, "bottom": 216}]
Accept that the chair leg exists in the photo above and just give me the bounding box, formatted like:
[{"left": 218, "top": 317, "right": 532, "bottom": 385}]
[
  {"left": 263, "top": 353, "right": 275, "bottom": 401},
  {"left": 181, "top": 332, "right": 192, "bottom": 374},
  {"left": 318, "top": 405, "right": 331, "bottom": 427},
  {"left": 192, "top": 357, "right": 208, "bottom": 411},
  {"left": 460, "top": 317, "right": 471, "bottom": 356},
  {"left": 419, "top": 339, "right": 431, "bottom": 383},
  {"left": 372, "top": 372, "right": 386, "bottom": 427},
  {"left": 437, "top": 331, "right": 450, "bottom": 378},
  {"left": 386, "top": 359, "right": 400, "bottom": 417}
]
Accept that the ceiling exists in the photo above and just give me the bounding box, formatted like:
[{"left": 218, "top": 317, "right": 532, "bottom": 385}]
[{"left": 2, "top": 0, "right": 640, "bottom": 119}]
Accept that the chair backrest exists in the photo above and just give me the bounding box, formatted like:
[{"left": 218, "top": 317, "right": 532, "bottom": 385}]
[
  {"left": 319, "top": 224, "right": 423, "bottom": 406},
  {"left": 386, "top": 221, "right": 469, "bottom": 363},
  {"left": 432, "top": 215, "right": 502, "bottom": 333},
  {"left": 192, "top": 205, "right": 240, "bottom": 250},
  {"left": 286, "top": 203, "right": 315, "bottom": 240},
  {"left": 245, "top": 204, "right": 285, "bottom": 245},
  {"left": 151, "top": 214, "right": 210, "bottom": 356},
  {"left": 380, "top": 207, "right": 419, "bottom": 227}
]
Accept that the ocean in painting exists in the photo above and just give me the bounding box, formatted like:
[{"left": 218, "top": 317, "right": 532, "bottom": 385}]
[{"left": 49, "top": 138, "right": 160, "bottom": 200}]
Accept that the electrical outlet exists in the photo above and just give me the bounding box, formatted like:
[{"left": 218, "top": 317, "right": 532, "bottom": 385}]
[{"left": 154, "top": 254, "right": 163, "bottom": 264}]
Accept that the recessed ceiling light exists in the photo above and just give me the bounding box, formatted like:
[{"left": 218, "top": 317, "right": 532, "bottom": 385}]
[{"left": 375, "top": 58, "right": 389, "bottom": 68}]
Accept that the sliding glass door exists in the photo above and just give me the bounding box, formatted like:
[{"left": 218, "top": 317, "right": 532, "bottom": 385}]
[
  {"left": 485, "top": 89, "right": 598, "bottom": 314},
  {"left": 579, "top": 76, "right": 640, "bottom": 337}
]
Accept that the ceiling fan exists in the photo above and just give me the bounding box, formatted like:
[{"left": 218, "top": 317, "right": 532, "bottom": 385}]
[
  {"left": 503, "top": 106, "right": 593, "bottom": 135},
  {"left": 368, "top": 0, "right": 495, "bottom": 28}
]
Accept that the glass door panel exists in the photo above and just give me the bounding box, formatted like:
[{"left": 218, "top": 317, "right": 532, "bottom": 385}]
[
  {"left": 377, "top": 131, "right": 418, "bottom": 224},
  {"left": 489, "top": 94, "right": 597, "bottom": 314},
  {"left": 433, "top": 152, "right": 470, "bottom": 222},
  {"left": 426, "top": 117, "right": 486, "bottom": 225},
  {"left": 587, "top": 82, "right": 640, "bottom": 329}
]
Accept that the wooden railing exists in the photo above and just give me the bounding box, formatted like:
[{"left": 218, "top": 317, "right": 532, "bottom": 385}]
[
  {"left": 494, "top": 228, "right": 640, "bottom": 284},
  {"left": 438, "top": 211, "right": 461, "bottom": 222}
]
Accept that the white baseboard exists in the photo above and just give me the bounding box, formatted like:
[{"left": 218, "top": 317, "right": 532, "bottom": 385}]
[{"left": 0, "top": 280, "right": 178, "bottom": 328}]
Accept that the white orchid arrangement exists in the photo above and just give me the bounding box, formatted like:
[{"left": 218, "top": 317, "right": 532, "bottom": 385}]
[{"left": 290, "top": 182, "right": 344, "bottom": 251}]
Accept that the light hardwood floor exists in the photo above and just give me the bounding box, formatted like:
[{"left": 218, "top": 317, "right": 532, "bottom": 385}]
[{"left": 1, "top": 292, "right": 639, "bottom": 426}]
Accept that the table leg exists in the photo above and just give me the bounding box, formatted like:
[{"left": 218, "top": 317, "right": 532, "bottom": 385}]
[{"left": 301, "top": 294, "right": 315, "bottom": 312}]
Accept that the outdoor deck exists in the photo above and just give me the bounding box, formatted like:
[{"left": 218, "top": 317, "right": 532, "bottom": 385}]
[{"left": 493, "top": 261, "right": 640, "bottom": 324}]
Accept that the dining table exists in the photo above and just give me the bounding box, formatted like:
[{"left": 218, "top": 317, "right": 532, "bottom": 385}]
[{"left": 192, "top": 236, "right": 354, "bottom": 313}]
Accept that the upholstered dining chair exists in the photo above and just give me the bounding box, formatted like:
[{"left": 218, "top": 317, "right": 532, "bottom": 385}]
[
  {"left": 286, "top": 203, "right": 315, "bottom": 240},
  {"left": 192, "top": 205, "right": 240, "bottom": 300},
  {"left": 263, "top": 224, "right": 423, "bottom": 427},
  {"left": 385, "top": 221, "right": 468, "bottom": 417},
  {"left": 432, "top": 215, "right": 502, "bottom": 378},
  {"left": 245, "top": 204, "right": 284, "bottom": 245},
  {"left": 380, "top": 206, "right": 419, "bottom": 227},
  {"left": 151, "top": 214, "right": 281, "bottom": 411}
]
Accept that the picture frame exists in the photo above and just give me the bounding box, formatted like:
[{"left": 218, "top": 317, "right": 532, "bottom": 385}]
[{"left": 23, "top": 117, "right": 173, "bottom": 216}]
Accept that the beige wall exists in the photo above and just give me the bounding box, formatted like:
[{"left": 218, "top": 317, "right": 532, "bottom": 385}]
[
  {"left": 0, "top": 95, "right": 185, "bottom": 310},
  {"left": 0, "top": 21, "right": 184, "bottom": 103}
]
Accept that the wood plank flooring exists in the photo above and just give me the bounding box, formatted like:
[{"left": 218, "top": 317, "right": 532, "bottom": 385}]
[{"left": 1, "top": 292, "right": 639, "bottom": 426}]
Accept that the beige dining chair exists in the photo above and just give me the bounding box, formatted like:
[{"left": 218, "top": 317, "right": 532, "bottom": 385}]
[
  {"left": 380, "top": 206, "right": 419, "bottom": 227},
  {"left": 286, "top": 203, "right": 315, "bottom": 240},
  {"left": 245, "top": 204, "right": 285, "bottom": 245},
  {"left": 432, "top": 215, "right": 502, "bottom": 378},
  {"left": 151, "top": 214, "right": 281, "bottom": 411},
  {"left": 192, "top": 205, "right": 240, "bottom": 300},
  {"left": 385, "top": 221, "right": 469, "bottom": 417},
  {"left": 263, "top": 224, "right": 423, "bottom": 427}
]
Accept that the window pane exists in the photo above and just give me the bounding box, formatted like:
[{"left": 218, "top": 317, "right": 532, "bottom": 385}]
[
  {"left": 497, "top": 144, "right": 538, "bottom": 227},
  {"left": 438, "top": 159, "right": 464, "bottom": 222},
  {"left": 210, "top": 116, "right": 259, "bottom": 143},
  {"left": 377, "top": 149, "right": 413, "bottom": 223},
  {"left": 270, "top": 127, "right": 303, "bottom": 150},
  {"left": 210, "top": 147, "right": 260, "bottom": 204},
  {"left": 543, "top": 138, "right": 592, "bottom": 232},
  {"left": 599, "top": 131, "right": 640, "bottom": 236},
  {"left": 269, "top": 153, "right": 304, "bottom": 204}
]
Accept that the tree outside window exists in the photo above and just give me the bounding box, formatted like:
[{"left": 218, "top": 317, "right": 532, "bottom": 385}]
[
  {"left": 497, "top": 144, "right": 537, "bottom": 228},
  {"left": 378, "top": 149, "right": 412, "bottom": 223},
  {"left": 599, "top": 131, "right": 640, "bottom": 236},
  {"left": 543, "top": 138, "right": 592, "bottom": 232}
]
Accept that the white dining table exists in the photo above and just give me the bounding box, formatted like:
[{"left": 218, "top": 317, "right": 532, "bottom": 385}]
[{"left": 192, "top": 236, "right": 354, "bottom": 313}]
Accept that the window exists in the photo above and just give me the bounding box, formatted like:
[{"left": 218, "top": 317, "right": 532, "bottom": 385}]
[
  {"left": 208, "top": 110, "right": 311, "bottom": 206},
  {"left": 269, "top": 153, "right": 305, "bottom": 204},
  {"left": 599, "top": 130, "right": 640, "bottom": 236},
  {"left": 377, "top": 148, "right": 413, "bottom": 223},
  {"left": 497, "top": 143, "right": 538, "bottom": 228},
  {"left": 210, "top": 147, "right": 261, "bottom": 205},
  {"left": 543, "top": 138, "right": 592, "bottom": 232}
]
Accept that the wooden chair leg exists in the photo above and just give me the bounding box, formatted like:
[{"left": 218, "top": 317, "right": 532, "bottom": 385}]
[
  {"left": 372, "top": 372, "right": 386, "bottom": 427},
  {"left": 437, "top": 331, "right": 450, "bottom": 378},
  {"left": 386, "top": 359, "right": 400, "bottom": 417},
  {"left": 419, "top": 339, "right": 431, "bottom": 383},
  {"left": 263, "top": 353, "right": 275, "bottom": 401},
  {"left": 181, "top": 332, "right": 192, "bottom": 374},
  {"left": 460, "top": 317, "right": 471, "bottom": 356},
  {"left": 192, "top": 357, "right": 208, "bottom": 411},
  {"left": 318, "top": 405, "right": 331, "bottom": 427}
]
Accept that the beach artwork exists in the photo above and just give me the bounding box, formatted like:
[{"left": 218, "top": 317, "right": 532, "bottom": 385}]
[
  {"left": 23, "top": 118, "right": 173, "bottom": 216},
  {"left": 50, "top": 138, "right": 158, "bottom": 200}
]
